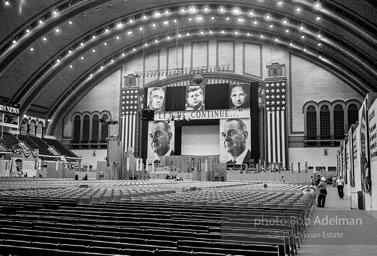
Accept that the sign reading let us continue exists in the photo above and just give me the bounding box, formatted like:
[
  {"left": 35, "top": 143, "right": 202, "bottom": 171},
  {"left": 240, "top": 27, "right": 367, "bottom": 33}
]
[{"left": 154, "top": 109, "right": 250, "bottom": 121}]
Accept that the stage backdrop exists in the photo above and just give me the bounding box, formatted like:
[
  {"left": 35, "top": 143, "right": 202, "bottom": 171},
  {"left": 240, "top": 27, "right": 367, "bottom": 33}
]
[{"left": 141, "top": 82, "right": 259, "bottom": 163}]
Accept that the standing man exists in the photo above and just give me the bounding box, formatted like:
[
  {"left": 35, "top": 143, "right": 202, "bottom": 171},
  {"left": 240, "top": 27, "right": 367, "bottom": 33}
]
[
  {"left": 185, "top": 86, "right": 205, "bottom": 110},
  {"left": 149, "top": 120, "right": 174, "bottom": 162},
  {"left": 230, "top": 84, "right": 248, "bottom": 108},
  {"left": 336, "top": 176, "right": 345, "bottom": 199},
  {"left": 148, "top": 87, "right": 165, "bottom": 111},
  {"left": 221, "top": 118, "right": 251, "bottom": 164}
]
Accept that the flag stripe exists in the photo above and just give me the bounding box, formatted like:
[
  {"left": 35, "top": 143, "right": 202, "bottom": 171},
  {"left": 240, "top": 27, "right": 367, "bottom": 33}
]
[
  {"left": 267, "top": 112, "right": 271, "bottom": 163},
  {"left": 281, "top": 110, "right": 286, "bottom": 168},
  {"left": 276, "top": 111, "right": 281, "bottom": 163},
  {"left": 272, "top": 112, "right": 276, "bottom": 163}
]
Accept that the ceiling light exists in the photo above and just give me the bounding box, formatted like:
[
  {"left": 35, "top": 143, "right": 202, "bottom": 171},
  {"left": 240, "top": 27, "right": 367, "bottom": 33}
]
[
  {"left": 301, "top": 35, "right": 305, "bottom": 39},
  {"left": 127, "top": 31, "right": 133, "bottom": 35},
  {"left": 117, "top": 22, "right": 123, "bottom": 28},
  {"left": 238, "top": 18, "right": 244, "bottom": 23},
  {"left": 68, "top": 49, "right": 72, "bottom": 54},
  {"left": 69, "top": 65, "right": 73, "bottom": 68},
  {"left": 275, "top": 38, "right": 279, "bottom": 42},
  {"left": 139, "top": 27, "right": 143, "bottom": 31},
  {"left": 173, "top": 19, "right": 177, "bottom": 23},
  {"left": 154, "top": 11, "right": 161, "bottom": 17},
  {"left": 30, "top": 47, "right": 34, "bottom": 51},
  {"left": 221, "top": 30, "right": 225, "bottom": 34},
  {"left": 180, "top": 7, "right": 186, "bottom": 14},
  {"left": 234, "top": 31, "right": 239, "bottom": 35},
  {"left": 186, "top": 32, "right": 190, "bottom": 36},
  {"left": 81, "top": 56, "right": 84, "bottom": 60},
  {"left": 203, "top": 6, "right": 210, "bottom": 12},
  {"left": 55, "top": 28, "right": 60, "bottom": 33},
  {"left": 155, "top": 39, "right": 159, "bottom": 43},
  {"left": 26, "top": 28, "right": 30, "bottom": 33},
  {"left": 211, "top": 17, "right": 215, "bottom": 20},
  {"left": 68, "top": 20, "right": 73, "bottom": 25},
  {"left": 142, "top": 15, "right": 147, "bottom": 20},
  {"left": 167, "top": 36, "right": 171, "bottom": 39},
  {"left": 285, "top": 29, "right": 289, "bottom": 33},
  {"left": 116, "top": 36, "right": 120, "bottom": 40},
  {"left": 105, "top": 28, "right": 109, "bottom": 33},
  {"left": 266, "top": 13, "right": 271, "bottom": 20},
  {"left": 269, "top": 24, "right": 274, "bottom": 28},
  {"left": 111, "top": 59, "right": 114, "bottom": 63},
  {"left": 289, "top": 42, "right": 293, "bottom": 46},
  {"left": 316, "top": 16, "right": 321, "bottom": 21},
  {"left": 247, "top": 32, "right": 251, "bottom": 36},
  {"left": 277, "top": 1, "right": 284, "bottom": 7},
  {"left": 163, "top": 20, "right": 169, "bottom": 25},
  {"left": 188, "top": 17, "right": 192, "bottom": 21},
  {"left": 260, "top": 34, "right": 264, "bottom": 38},
  {"left": 296, "top": 7, "right": 302, "bottom": 13},
  {"left": 219, "top": 6, "right": 226, "bottom": 13},
  {"left": 253, "top": 20, "right": 258, "bottom": 25},
  {"left": 188, "top": 6, "right": 197, "bottom": 13},
  {"left": 43, "top": 37, "right": 47, "bottom": 41},
  {"left": 249, "top": 10, "right": 255, "bottom": 16},
  {"left": 92, "top": 35, "right": 96, "bottom": 39},
  {"left": 232, "top": 7, "right": 241, "bottom": 15},
  {"left": 152, "top": 23, "right": 157, "bottom": 27},
  {"left": 282, "top": 18, "right": 288, "bottom": 25},
  {"left": 92, "top": 49, "right": 96, "bottom": 53},
  {"left": 178, "top": 34, "right": 182, "bottom": 37},
  {"left": 100, "top": 65, "right": 104, "bottom": 69},
  {"left": 133, "top": 48, "right": 136, "bottom": 51},
  {"left": 209, "top": 30, "right": 213, "bottom": 34},
  {"left": 39, "top": 19, "right": 44, "bottom": 24},
  {"left": 129, "top": 19, "right": 134, "bottom": 23},
  {"left": 314, "top": 2, "right": 321, "bottom": 9},
  {"left": 196, "top": 16, "right": 203, "bottom": 21},
  {"left": 4, "top": 1, "right": 10, "bottom": 6},
  {"left": 165, "top": 9, "right": 170, "bottom": 15},
  {"left": 52, "top": 10, "right": 58, "bottom": 16},
  {"left": 80, "top": 42, "right": 84, "bottom": 46},
  {"left": 299, "top": 25, "right": 304, "bottom": 30},
  {"left": 145, "top": 43, "right": 148, "bottom": 46},
  {"left": 318, "top": 42, "right": 322, "bottom": 46},
  {"left": 56, "top": 59, "right": 61, "bottom": 63},
  {"left": 200, "top": 31, "right": 204, "bottom": 34},
  {"left": 90, "top": 73, "right": 93, "bottom": 78}
]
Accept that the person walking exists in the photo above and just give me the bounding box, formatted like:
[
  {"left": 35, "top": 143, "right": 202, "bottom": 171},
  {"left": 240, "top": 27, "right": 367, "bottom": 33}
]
[
  {"left": 336, "top": 176, "right": 345, "bottom": 199},
  {"left": 316, "top": 176, "right": 328, "bottom": 207}
]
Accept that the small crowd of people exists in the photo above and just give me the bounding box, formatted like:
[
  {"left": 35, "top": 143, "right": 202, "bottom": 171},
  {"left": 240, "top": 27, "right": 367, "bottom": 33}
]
[
  {"left": 304, "top": 174, "right": 345, "bottom": 208},
  {"left": 166, "top": 174, "right": 183, "bottom": 181}
]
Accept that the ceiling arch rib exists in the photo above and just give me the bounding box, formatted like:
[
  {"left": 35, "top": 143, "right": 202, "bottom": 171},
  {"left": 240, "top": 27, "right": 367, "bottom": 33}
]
[
  {"left": 17, "top": 6, "right": 376, "bottom": 113},
  {"left": 0, "top": 0, "right": 376, "bottom": 120}
]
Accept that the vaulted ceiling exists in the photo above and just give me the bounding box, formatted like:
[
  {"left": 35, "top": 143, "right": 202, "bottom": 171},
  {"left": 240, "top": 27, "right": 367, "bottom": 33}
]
[{"left": 0, "top": 0, "right": 376, "bottom": 123}]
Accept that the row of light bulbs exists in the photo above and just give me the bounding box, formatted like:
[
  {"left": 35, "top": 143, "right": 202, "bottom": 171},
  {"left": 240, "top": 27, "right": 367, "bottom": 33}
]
[
  {"left": 81, "top": 29, "right": 325, "bottom": 82},
  {"left": 4, "top": 1, "right": 324, "bottom": 57}
]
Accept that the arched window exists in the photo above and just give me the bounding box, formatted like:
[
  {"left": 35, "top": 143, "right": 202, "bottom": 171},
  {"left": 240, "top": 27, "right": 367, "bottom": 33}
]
[
  {"left": 320, "top": 105, "right": 330, "bottom": 145},
  {"left": 82, "top": 115, "right": 90, "bottom": 141},
  {"left": 92, "top": 114, "right": 99, "bottom": 141},
  {"left": 334, "top": 104, "right": 344, "bottom": 140},
  {"left": 73, "top": 116, "right": 81, "bottom": 142},
  {"left": 348, "top": 104, "right": 358, "bottom": 130},
  {"left": 101, "top": 114, "right": 109, "bottom": 141},
  {"left": 29, "top": 121, "right": 36, "bottom": 136},
  {"left": 20, "top": 119, "right": 28, "bottom": 135},
  {"left": 306, "top": 105, "right": 317, "bottom": 146},
  {"left": 36, "top": 121, "right": 44, "bottom": 137}
]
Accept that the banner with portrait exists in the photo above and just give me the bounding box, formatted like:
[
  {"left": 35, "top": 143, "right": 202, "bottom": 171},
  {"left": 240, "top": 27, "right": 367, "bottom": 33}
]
[
  {"left": 348, "top": 126, "right": 355, "bottom": 187},
  {"left": 147, "top": 120, "right": 175, "bottom": 162},
  {"left": 359, "top": 99, "right": 371, "bottom": 193},
  {"left": 147, "top": 87, "right": 166, "bottom": 112},
  {"left": 219, "top": 118, "right": 251, "bottom": 164}
]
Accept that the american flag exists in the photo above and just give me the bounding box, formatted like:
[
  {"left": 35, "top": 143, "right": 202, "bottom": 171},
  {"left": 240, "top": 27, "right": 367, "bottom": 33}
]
[
  {"left": 265, "top": 79, "right": 287, "bottom": 168},
  {"left": 121, "top": 88, "right": 139, "bottom": 152}
]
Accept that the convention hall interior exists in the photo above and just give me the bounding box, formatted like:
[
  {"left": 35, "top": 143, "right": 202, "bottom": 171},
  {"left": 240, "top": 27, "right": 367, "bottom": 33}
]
[{"left": 1, "top": 0, "right": 377, "bottom": 255}]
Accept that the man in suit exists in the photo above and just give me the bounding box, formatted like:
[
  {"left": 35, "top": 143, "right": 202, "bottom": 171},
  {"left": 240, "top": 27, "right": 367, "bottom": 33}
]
[
  {"left": 185, "top": 86, "right": 205, "bottom": 110},
  {"left": 221, "top": 118, "right": 251, "bottom": 165},
  {"left": 148, "top": 87, "right": 165, "bottom": 111},
  {"left": 230, "top": 84, "right": 249, "bottom": 108},
  {"left": 149, "top": 120, "right": 174, "bottom": 162}
]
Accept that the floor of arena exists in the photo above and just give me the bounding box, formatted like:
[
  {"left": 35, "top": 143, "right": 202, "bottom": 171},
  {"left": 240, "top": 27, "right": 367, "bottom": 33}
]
[{"left": 0, "top": 179, "right": 376, "bottom": 256}]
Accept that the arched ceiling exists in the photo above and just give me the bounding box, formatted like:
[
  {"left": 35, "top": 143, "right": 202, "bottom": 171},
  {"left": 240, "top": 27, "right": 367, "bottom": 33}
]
[{"left": 0, "top": 0, "right": 376, "bottom": 127}]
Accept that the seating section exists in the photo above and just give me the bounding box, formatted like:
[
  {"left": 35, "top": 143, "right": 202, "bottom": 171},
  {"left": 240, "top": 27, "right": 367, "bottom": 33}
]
[
  {"left": 1, "top": 132, "right": 18, "bottom": 149},
  {"left": 43, "top": 138, "right": 78, "bottom": 158},
  {"left": 0, "top": 178, "right": 315, "bottom": 256},
  {"left": 18, "top": 134, "right": 54, "bottom": 156}
]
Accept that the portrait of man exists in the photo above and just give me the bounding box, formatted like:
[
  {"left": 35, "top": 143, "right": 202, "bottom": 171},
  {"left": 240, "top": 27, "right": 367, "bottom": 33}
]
[
  {"left": 360, "top": 106, "right": 371, "bottom": 193},
  {"left": 185, "top": 85, "right": 205, "bottom": 111},
  {"left": 220, "top": 118, "right": 251, "bottom": 165},
  {"left": 148, "top": 120, "right": 175, "bottom": 162},
  {"left": 229, "top": 84, "right": 249, "bottom": 109},
  {"left": 147, "top": 87, "right": 165, "bottom": 111}
]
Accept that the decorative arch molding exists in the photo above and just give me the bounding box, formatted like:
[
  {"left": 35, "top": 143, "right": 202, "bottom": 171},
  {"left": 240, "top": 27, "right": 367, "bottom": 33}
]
[{"left": 303, "top": 99, "right": 362, "bottom": 146}]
